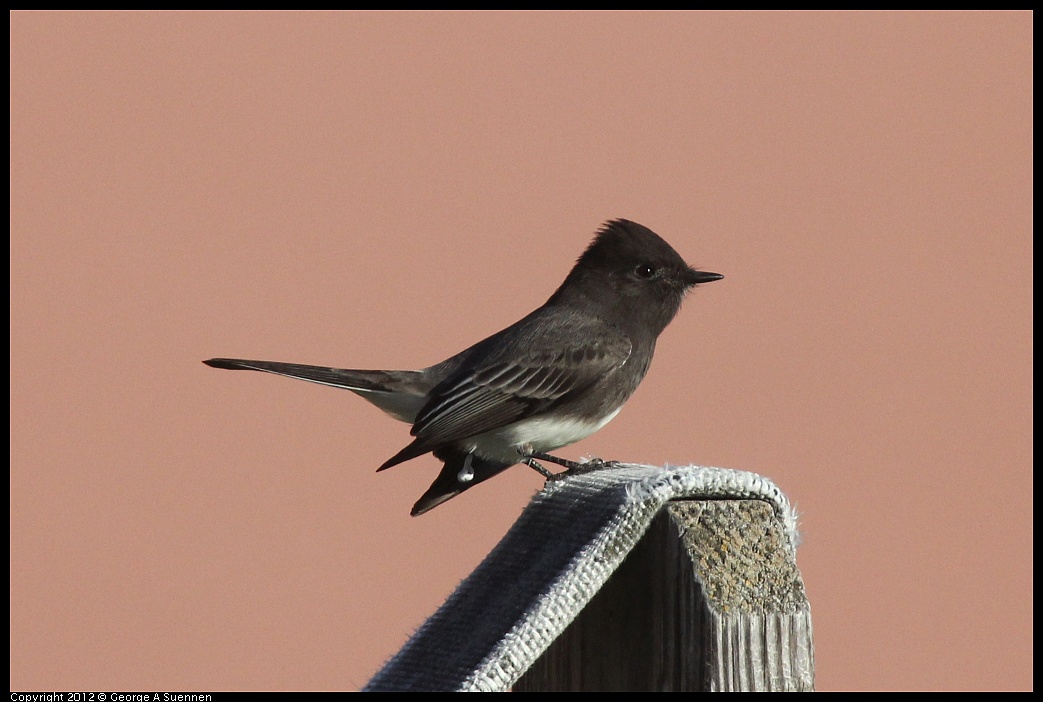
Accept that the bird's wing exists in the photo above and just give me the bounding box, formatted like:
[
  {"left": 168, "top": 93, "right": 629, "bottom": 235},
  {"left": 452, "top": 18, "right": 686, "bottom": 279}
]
[{"left": 410, "top": 319, "right": 633, "bottom": 448}]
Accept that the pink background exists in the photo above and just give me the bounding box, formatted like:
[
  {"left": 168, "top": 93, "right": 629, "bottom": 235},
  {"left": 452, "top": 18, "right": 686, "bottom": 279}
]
[{"left": 11, "top": 12, "right": 1032, "bottom": 691}]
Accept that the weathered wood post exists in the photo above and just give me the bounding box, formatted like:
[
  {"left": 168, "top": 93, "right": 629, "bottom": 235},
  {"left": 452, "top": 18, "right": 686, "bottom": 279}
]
[
  {"left": 515, "top": 500, "right": 813, "bottom": 691},
  {"left": 364, "top": 464, "right": 813, "bottom": 692}
]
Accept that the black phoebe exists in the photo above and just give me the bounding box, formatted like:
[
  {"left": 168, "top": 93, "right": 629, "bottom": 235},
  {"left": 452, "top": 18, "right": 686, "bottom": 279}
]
[{"left": 205, "top": 219, "right": 722, "bottom": 515}]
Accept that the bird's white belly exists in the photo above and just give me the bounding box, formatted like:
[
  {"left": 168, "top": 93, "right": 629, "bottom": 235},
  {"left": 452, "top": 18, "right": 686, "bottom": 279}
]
[{"left": 463, "top": 407, "right": 623, "bottom": 463}]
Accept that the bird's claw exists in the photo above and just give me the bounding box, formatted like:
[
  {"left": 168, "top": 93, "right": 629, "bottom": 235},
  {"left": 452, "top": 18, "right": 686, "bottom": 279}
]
[{"left": 564, "top": 457, "right": 622, "bottom": 475}]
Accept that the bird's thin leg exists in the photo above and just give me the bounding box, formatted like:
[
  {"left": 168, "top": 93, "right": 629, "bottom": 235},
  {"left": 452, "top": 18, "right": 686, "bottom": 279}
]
[
  {"left": 526, "top": 451, "right": 623, "bottom": 476},
  {"left": 522, "top": 456, "right": 556, "bottom": 479},
  {"left": 525, "top": 451, "right": 586, "bottom": 471}
]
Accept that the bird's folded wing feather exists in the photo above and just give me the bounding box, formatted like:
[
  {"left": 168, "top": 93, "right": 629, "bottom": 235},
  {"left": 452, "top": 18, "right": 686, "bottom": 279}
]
[{"left": 411, "top": 322, "right": 632, "bottom": 446}]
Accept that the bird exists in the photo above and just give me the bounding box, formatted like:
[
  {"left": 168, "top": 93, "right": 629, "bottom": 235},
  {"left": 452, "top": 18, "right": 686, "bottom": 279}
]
[{"left": 204, "top": 219, "right": 722, "bottom": 515}]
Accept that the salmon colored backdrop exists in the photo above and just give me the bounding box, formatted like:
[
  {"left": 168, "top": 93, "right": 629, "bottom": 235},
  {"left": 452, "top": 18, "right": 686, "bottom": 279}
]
[{"left": 11, "top": 11, "right": 1031, "bottom": 692}]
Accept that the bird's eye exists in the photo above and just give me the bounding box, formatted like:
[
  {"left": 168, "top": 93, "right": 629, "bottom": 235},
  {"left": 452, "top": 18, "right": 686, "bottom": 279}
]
[{"left": 635, "top": 264, "right": 657, "bottom": 279}]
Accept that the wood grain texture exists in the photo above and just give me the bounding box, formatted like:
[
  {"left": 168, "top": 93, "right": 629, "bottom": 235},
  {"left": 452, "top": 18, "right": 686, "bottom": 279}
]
[{"left": 515, "top": 500, "right": 814, "bottom": 691}]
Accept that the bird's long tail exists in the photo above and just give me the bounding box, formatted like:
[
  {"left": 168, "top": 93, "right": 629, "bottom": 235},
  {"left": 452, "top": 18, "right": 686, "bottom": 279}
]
[{"left": 203, "top": 358, "right": 427, "bottom": 423}]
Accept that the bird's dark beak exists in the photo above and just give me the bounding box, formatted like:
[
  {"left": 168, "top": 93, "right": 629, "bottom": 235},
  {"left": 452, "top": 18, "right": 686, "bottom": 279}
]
[{"left": 685, "top": 269, "right": 724, "bottom": 286}]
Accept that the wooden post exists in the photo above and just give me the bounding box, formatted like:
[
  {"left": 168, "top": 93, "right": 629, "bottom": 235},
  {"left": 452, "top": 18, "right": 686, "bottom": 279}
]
[
  {"left": 514, "top": 500, "right": 814, "bottom": 691},
  {"left": 364, "top": 465, "right": 812, "bottom": 692}
]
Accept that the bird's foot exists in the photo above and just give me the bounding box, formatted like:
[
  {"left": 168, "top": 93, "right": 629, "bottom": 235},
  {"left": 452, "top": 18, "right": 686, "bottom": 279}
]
[
  {"left": 523, "top": 452, "right": 621, "bottom": 481},
  {"left": 574, "top": 456, "right": 623, "bottom": 473}
]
